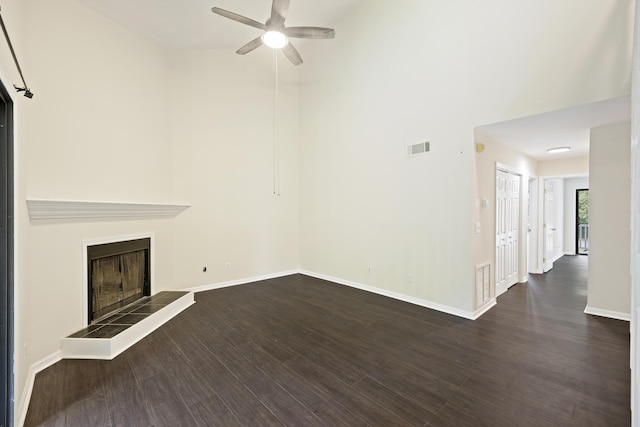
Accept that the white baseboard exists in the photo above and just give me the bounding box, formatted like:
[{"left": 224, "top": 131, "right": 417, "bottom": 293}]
[
  {"left": 497, "top": 281, "right": 525, "bottom": 299},
  {"left": 299, "top": 270, "right": 477, "bottom": 320},
  {"left": 192, "top": 269, "right": 489, "bottom": 321},
  {"left": 473, "top": 299, "right": 497, "bottom": 319},
  {"left": 17, "top": 350, "right": 62, "bottom": 427},
  {"left": 15, "top": 268, "right": 486, "bottom": 426},
  {"left": 496, "top": 283, "right": 507, "bottom": 297},
  {"left": 186, "top": 270, "right": 299, "bottom": 293},
  {"left": 584, "top": 305, "right": 631, "bottom": 321}
]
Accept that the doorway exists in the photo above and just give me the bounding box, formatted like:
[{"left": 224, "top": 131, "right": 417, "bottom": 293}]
[
  {"left": 543, "top": 180, "right": 556, "bottom": 272},
  {"left": 576, "top": 189, "right": 589, "bottom": 255},
  {"left": 0, "top": 78, "right": 14, "bottom": 427}
]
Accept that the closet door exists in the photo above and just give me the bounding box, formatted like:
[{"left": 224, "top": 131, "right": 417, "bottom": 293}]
[{"left": 496, "top": 169, "right": 520, "bottom": 295}]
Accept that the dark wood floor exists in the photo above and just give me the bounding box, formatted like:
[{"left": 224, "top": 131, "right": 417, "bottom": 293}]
[{"left": 25, "top": 255, "right": 630, "bottom": 426}]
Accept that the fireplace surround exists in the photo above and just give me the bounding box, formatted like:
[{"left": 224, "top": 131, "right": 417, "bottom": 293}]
[
  {"left": 85, "top": 236, "right": 151, "bottom": 324},
  {"left": 64, "top": 233, "right": 194, "bottom": 360}
]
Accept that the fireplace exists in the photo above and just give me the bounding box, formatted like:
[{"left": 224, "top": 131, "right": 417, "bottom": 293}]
[{"left": 86, "top": 237, "right": 151, "bottom": 323}]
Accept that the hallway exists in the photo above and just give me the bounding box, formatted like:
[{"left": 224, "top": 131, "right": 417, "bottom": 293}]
[{"left": 476, "top": 254, "right": 630, "bottom": 424}]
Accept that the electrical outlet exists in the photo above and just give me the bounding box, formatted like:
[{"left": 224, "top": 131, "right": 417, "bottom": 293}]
[
  {"left": 225, "top": 262, "right": 231, "bottom": 270},
  {"left": 367, "top": 266, "right": 373, "bottom": 274},
  {"left": 407, "top": 273, "right": 413, "bottom": 283}
]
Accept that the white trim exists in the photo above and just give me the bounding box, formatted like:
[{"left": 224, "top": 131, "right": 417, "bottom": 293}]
[
  {"left": 82, "top": 233, "right": 154, "bottom": 329},
  {"left": 26, "top": 199, "right": 190, "bottom": 221},
  {"left": 16, "top": 351, "right": 62, "bottom": 427},
  {"left": 15, "top": 268, "right": 494, "bottom": 425},
  {"left": 497, "top": 279, "right": 527, "bottom": 298},
  {"left": 18, "top": 292, "right": 194, "bottom": 424},
  {"left": 61, "top": 292, "right": 194, "bottom": 360},
  {"left": 186, "top": 270, "right": 300, "bottom": 293},
  {"left": 584, "top": 305, "right": 631, "bottom": 322},
  {"left": 188, "top": 269, "right": 490, "bottom": 320},
  {"left": 496, "top": 162, "right": 525, "bottom": 176},
  {"left": 300, "top": 270, "right": 479, "bottom": 320},
  {"left": 473, "top": 299, "right": 497, "bottom": 319},
  {"left": 496, "top": 282, "right": 508, "bottom": 297}
]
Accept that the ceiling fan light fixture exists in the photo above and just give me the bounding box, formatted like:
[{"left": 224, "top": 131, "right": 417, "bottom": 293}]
[
  {"left": 262, "top": 30, "right": 289, "bottom": 49},
  {"left": 547, "top": 146, "right": 571, "bottom": 154}
]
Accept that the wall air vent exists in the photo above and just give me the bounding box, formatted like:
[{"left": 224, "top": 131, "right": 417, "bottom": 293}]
[
  {"left": 475, "top": 262, "right": 492, "bottom": 308},
  {"left": 408, "top": 142, "right": 430, "bottom": 157}
]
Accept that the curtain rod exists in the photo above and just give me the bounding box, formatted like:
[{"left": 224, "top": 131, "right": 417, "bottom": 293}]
[{"left": 0, "top": 6, "right": 33, "bottom": 98}]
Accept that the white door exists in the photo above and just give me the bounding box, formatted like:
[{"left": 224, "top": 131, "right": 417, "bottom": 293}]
[
  {"left": 527, "top": 178, "right": 539, "bottom": 273},
  {"left": 496, "top": 169, "right": 520, "bottom": 296},
  {"left": 543, "top": 180, "right": 555, "bottom": 273},
  {"left": 496, "top": 171, "right": 507, "bottom": 293},
  {"left": 506, "top": 174, "right": 520, "bottom": 286}
]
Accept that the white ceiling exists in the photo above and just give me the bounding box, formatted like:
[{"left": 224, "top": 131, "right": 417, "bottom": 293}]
[
  {"left": 477, "top": 97, "right": 631, "bottom": 161},
  {"left": 77, "top": 1, "right": 631, "bottom": 162},
  {"left": 79, "top": 0, "right": 365, "bottom": 49}
]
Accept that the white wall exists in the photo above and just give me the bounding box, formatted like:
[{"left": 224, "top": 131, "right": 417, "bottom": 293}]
[
  {"left": 563, "top": 177, "right": 589, "bottom": 255},
  {"left": 298, "top": 0, "right": 632, "bottom": 316},
  {"left": 539, "top": 156, "right": 589, "bottom": 177},
  {"left": 169, "top": 49, "right": 300, "bottom": 287},
  {"left": 474, "top": 130, "right": 538, "bottom": 294},
  {"left": 14, "top": 1, "right": 179, "bottom": 422},
  {"left": 587, "top": 121, "right": 631, "bottom": 318},
  {"left": 16, "top": 2, "right": 303, "bottom": 421},
  {"left": 9, "top": 0, "right": 634, "bottom": 421},
  {"left": 22, "top": 0, "right": 176, "bottom": 364}
]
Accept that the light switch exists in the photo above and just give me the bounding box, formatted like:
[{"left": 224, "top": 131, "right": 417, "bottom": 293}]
[{"left": 475, "top": 222, "right": 481, "bottom": 234}]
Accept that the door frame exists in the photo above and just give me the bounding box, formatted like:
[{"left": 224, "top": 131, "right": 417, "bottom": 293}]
[{"left": 0, "top": 77, "right": 14, "bottom": 427}]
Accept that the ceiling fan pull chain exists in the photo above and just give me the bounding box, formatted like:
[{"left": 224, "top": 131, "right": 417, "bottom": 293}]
[{"left": 273, "top": 49, "right": 281, "bottom": 196}]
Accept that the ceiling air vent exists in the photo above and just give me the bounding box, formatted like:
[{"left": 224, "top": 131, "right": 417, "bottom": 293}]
[{"left": 408, "top": 142, "right": 430, "bottom": 157}]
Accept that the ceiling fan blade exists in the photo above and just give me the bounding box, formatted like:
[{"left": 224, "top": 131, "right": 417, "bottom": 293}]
[
  {"left": 283, "top": 27, "right": 335, "bottom": 39},
  {"left": 211, "top": 7, "right": 266, "bottom": 31},
  {"left": 236, "top": 37, "right": 264, "bottom": 55},
  {"left": 269, "top": 0, "right": 290, "bottom": 27},
  {"left": 282, "top": 42, "right": 303, "bottom": 66}
]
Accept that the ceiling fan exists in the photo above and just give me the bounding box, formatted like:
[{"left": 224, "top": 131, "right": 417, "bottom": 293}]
[{"left": 211, "top": 0, "right": 335, "bottom": 65}]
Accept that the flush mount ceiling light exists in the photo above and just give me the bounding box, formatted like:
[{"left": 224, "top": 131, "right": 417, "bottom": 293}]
[
  {"left": 547, "top": 147, "right": 571, "bottom": 154},
  {"left": 262, "top": 31, "right": 289, "bottom": 49}
]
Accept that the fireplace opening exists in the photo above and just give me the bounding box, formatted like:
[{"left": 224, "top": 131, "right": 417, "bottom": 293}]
[{"left": 87, "top": 238, "right": 150, "bottom": 324}]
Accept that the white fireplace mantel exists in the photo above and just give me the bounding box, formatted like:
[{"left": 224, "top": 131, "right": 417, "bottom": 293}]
[{"left": 26, "top": 198, "right": 191, "bottom": 221}]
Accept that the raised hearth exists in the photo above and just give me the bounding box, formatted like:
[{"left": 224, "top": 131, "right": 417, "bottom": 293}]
[{"left": 61, "top": 291, "right": 194, "bottom": 360}]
